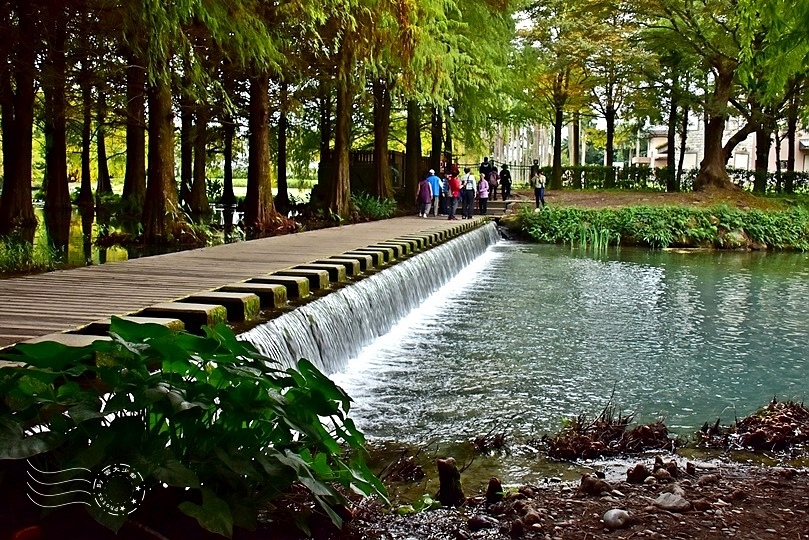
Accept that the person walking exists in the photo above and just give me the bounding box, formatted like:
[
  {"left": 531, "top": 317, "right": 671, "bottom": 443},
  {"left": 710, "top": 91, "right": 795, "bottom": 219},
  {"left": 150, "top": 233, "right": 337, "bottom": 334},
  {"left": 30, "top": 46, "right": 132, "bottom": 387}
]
[
  {"left": 461, "top": 167, "right": 476, "bottom": 219},
  {"left": 426, "top": 169, "right": 441, "bottom": 217},
  {"left": 488, "top": 168, "right": 499, "bottom": 201},
  {"left": 477, "top": 173, "right": 490, "bottom": 215},
  {"left": 447, "top": 173, "right": 461, "bottom": 220},
  {"left": 499, "top": 164, "right": 512, "bottom": 200},
  {"left": 479, "top": 157, "right": 493, "bottom": 180},
  {"left": 529, "top": 167, "right": 546, "bottom": 209},
  {"left": 416, "top": 175, "right": 433, "bottom": 217}
]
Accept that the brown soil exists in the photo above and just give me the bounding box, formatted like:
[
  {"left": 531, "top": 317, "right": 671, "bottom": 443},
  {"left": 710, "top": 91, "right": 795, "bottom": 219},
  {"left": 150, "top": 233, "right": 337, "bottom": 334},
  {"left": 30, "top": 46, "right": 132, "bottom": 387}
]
[{"left": 337, "top": 463, "right": 809, "bottom": 539}]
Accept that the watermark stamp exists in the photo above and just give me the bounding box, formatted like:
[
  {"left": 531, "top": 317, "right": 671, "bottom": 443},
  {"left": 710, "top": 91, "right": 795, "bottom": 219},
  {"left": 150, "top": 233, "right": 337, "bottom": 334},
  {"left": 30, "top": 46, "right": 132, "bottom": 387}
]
[{"left": 27, "top": 461, "right": 147, "bottom": 516}]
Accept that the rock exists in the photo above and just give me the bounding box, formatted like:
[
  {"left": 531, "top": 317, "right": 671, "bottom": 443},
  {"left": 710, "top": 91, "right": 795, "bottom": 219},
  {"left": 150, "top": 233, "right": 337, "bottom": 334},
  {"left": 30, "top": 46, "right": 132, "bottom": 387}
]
[
  {"left": 509, "top": 519, "right": 525, "bottom": 538},
  {"left": 697, "top": 473, "right": 721, "bottom": 486},
  {"left": 602, "top": 508, "right": 633, "bottom": 530},
  {"left": 579, "top": 474, "right": 612, "bottom": 496},
  {"left": 468, "top": 514, "right": 499, "bottom": 531},
  {"left": 692, "top": 498, "right": 712, "bottom": 511},
  {"left": 644, "top": 476, "right": 657, "bottom": 485},
  {"left": 653, "top": 492, "right": 691, "bottom": 512},
  {"left": 662, "top": 483, "right": 685, "bottom": 497},
  {"left": 730, "top": 489, "right": 748, "bottom": 501},
  {"left": 654, "top": 469, "right": 673, "bottom": 482},
  {"left": 666, "top": 460, "right": 680, "bottom": 478},
  {"left": 686, "top": 462, "right": 697, "bottom": 476},
  {"left": 486, "top": 477, "right": 504, "bottom": 505},
  {"left": 523, "top": 510, "right": 542, "bottom": 526},
  {"left": 627, "top": 463, "right": 652, "bottom": 484}
]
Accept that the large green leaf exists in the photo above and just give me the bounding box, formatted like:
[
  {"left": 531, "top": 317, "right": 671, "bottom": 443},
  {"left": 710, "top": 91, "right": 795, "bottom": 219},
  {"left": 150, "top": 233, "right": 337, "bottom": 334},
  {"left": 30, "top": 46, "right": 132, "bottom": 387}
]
[
  {"left": 0, "top": 416, "right": 61, "bottom": 458},
  {"left": 179, "top": 487, "right": 233, "bottom": 538}
]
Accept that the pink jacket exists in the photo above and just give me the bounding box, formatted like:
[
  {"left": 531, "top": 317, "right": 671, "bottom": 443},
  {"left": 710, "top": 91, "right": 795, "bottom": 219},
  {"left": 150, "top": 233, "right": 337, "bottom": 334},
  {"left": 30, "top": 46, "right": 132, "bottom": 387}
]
[{"left": 477, "top": 177, "right": 489, "bottom": 199}]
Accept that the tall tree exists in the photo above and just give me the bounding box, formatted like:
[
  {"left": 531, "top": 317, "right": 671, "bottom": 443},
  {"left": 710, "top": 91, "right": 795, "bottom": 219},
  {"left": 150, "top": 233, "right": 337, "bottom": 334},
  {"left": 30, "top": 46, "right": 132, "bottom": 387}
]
[{"left": 0, "top": 0, "right": 38, "bottom": 237}]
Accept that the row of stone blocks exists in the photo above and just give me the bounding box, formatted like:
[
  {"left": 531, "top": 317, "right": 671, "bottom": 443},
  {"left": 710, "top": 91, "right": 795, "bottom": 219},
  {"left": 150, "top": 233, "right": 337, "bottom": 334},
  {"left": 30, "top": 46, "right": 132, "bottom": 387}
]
[{"left": 19, "top": 220, "right": 484, "bottom": 350}]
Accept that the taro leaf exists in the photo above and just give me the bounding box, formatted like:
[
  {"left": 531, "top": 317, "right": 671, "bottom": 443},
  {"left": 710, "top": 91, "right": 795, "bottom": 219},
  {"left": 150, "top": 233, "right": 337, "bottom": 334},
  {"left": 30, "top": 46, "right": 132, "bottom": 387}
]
[
  {"left": 179, "top": 487, "right": 233, "bottom": 538},
  {"left": 109, "top": 316, "right": 174, "bottom": 342},
  {"left": 294, "top": 359, "right": 352, "bottom": 414},
  {"left": 213, "top": 447, "right": 258, "bottom": 477},
  {"left": 87, "top": 501, "right": 128, "bottom": 533},
  {"left": 153, "top": 460, "right": 200, "bottom": 488},
  {"left": 5, "top": 341, "right": 94, "bottom": 371},
  {"left": 67, "top": 401, "right": 106, "bottom": 424},
  {"left": 275, "top": 451, "right": 337, "bottom": 498},
  {"left": 0, "top": 417, "right": 61, "bottom": 459}
]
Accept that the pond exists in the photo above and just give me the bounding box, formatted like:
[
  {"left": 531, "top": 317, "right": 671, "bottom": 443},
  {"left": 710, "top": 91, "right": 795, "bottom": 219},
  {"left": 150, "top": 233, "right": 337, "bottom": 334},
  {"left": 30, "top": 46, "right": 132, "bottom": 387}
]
[
  {"left": 331, "top": 243, "right": 809, "bottom": 482},
  {"left": 18, "top": 205, "right": 243, "bottom": 271}
]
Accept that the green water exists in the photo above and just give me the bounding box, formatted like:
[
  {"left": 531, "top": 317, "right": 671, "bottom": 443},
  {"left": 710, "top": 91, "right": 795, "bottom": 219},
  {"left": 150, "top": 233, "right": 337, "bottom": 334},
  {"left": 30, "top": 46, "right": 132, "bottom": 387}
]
[{"left": 334, "top": 243, "right": 809, "bottom": 485}]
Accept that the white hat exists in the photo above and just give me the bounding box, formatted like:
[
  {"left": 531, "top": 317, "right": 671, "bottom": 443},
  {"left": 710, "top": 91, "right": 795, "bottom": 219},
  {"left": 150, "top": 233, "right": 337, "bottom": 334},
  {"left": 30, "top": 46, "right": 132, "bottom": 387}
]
[{"left": 429, "top": 169, "right": 435, "bottom": 174}]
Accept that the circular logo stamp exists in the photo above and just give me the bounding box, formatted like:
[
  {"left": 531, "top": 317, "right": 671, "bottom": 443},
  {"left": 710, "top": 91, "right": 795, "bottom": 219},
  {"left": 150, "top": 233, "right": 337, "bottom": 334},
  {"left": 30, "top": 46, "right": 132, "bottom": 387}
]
[{"left": 92, "top": 463, "right": 146, "bottom": 516}]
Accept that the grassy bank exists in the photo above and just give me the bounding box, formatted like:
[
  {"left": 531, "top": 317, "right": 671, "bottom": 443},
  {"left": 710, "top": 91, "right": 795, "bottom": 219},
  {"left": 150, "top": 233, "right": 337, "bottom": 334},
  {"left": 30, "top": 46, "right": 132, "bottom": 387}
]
[{"left": 502, "top": 204, "right": 809, "bottom": 250}]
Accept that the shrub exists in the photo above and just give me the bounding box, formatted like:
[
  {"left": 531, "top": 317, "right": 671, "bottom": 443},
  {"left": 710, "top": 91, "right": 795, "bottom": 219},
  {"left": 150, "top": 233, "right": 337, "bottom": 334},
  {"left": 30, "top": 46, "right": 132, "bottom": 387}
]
[
  {"left": 0, "top": 318, "right": 385, "bottom": 536},
  {"left": 351, "top": 192, "right": 397, "bottom": 220}
]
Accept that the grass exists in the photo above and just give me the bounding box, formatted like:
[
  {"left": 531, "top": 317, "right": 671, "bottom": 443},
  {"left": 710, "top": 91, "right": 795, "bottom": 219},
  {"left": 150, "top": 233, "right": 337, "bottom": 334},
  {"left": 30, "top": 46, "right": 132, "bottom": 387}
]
[{"left": 0, "top": 238, "right": 64, "bottom": 275}]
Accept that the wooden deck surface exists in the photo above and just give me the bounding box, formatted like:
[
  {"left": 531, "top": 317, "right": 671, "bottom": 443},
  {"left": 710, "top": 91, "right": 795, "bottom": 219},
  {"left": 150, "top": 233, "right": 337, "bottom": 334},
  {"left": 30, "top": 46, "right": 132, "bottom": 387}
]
[{"left": 0, "top": 216, "right": 486, "bottom": 347}]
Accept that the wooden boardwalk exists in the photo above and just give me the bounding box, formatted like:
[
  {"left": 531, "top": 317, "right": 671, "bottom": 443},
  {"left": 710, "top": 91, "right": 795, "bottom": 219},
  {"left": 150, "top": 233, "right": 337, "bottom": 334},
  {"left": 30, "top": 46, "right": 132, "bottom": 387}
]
[{"left": 0, "top": 216, "right": 487, "bottom": 347}]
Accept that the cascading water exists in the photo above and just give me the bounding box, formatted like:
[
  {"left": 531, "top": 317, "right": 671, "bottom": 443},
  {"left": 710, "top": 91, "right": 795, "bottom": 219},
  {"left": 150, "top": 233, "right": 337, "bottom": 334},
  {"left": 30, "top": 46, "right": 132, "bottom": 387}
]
[{"left": 240, "top": 223, "right": 500, "bottom": 374}]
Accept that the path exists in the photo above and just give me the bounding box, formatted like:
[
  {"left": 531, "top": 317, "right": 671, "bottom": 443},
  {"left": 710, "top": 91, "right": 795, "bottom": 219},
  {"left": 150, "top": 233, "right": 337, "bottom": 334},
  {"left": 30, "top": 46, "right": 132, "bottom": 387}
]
[{"left": 0, "top": 216, "right": 486, "bottom": 347}]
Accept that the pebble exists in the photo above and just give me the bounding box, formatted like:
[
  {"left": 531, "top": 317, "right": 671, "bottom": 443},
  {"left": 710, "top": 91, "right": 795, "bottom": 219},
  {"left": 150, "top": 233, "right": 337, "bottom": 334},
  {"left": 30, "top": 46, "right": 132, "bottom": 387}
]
[
  {"left": 653, "top": 492, "right": 691, "bottom": 512},
  {"left": 602, "top": 508, "right": 632, "bottom": 530}
]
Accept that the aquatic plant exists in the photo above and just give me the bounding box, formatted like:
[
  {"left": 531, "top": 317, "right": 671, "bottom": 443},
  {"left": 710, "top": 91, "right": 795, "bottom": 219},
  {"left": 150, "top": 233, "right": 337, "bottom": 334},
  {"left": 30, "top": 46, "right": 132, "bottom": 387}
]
[
  {"left": 515, "top": 204, "right": 809, "bottom": 250},
  {"left": 0, "top": 237, "right": 64, "bottom": 274}
]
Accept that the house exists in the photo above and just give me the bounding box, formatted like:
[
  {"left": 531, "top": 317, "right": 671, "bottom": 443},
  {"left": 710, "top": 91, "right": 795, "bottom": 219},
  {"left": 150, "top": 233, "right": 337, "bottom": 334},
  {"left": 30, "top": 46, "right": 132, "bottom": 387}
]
[{"left": 635, "top": 118, "right": 809, "bottom": 172}]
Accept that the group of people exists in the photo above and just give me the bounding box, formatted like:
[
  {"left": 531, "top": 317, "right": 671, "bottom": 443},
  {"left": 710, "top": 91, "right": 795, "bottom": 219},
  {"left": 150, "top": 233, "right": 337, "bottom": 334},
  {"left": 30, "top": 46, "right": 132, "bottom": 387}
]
[{"left": 416, "top": 157, "right": 514, "bottom": 220}]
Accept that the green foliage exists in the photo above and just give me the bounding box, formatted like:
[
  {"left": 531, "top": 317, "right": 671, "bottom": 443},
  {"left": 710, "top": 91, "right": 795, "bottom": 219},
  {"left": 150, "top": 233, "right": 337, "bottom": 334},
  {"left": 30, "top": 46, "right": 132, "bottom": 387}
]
[
  {"left": 0, "top": 238, "right": 64, "bottom": 274},
  {"left": 207, "top": 177, "right": 224, "bottom": 202},
  {"left": 0, "top": 318, "right": 386, "bottom": 536},
  {"left": 351, "top": 192, "right": 397, "bottom": 220},
  {"left": 515, "top": 204, "right": 809, "bottom": 250}
]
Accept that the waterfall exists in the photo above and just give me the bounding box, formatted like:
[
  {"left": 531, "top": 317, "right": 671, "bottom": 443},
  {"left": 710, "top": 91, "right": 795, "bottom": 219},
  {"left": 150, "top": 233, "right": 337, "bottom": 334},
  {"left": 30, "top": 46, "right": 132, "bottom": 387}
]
[{"left": 240, "top": 222, "right": 500, "bottom": 374}]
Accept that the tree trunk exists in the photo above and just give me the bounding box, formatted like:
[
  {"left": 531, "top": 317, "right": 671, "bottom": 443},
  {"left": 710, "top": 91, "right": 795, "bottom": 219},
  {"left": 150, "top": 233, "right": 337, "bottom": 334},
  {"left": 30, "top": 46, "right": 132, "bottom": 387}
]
[
  {"left": 78, "top": 62, "right": 94, "bottom": 212},
  {"left": 445, "top": 114, "right": 453, "bottom": 168},
  {"left": 42, "top": 8, "right": 70, "bottom": 214},
  {"left": 142, "top": 78, "right": 181, "bottom": 243},
  {"left": 572, "top": 111, "right": 581, "bottom": 167},
  {"left": 666, "top": 87, "right": 677, "bottom": 192},
  {"left": 431, "top": 106, "right": 442, "bottom": 173},
  {"left": 326, "top": 74, "right": 352, "bottom": 218},
  {"left": 122, "top": 58, "right": 146, "bottom": 205},
  {"left": 221, "top": 115, "right": 236, "bottom": 205},
  {"left": 785, "top": 89, "right": 799, "bottom": 194},
  {"left": 551, "top": 104, "right": 563, "bottom": 190},
  {"left": 317, "top": 82, "right": 332, "bottom": 198},
  {"left": 0, "top": 1, "right": 37, "bottom": 236},
  {"left": 604, "top": 103, "right": 616, "bottom": 188},
  {"left": 677, "top": 104, "right": 689, "bottom": 189},
  {"left": 96, "top": 92, "right": 112, "bottom": 196},
  {"left": 190, "top": 105, "right": 211, "bottom": 222},
  {"left": 694, "top": 59, "right": 737, "bottom": 190},
  {"left": 372, "top": 78, "right": 392, "bottom": 199},
  {"left": 179, "top": 95, "right": 193, "bottom": 208},
  {"left": 246, "top": 72, "right": 277, "bottom": 233},
  {"left": 275, "top": 79, "right": 290, "bottom": 213},
  {"left": 753, "top": 113, "right": 773, "bottom": 194},
  {"left": 405, "top": 99, "right": 421, "bottom": 206}
]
